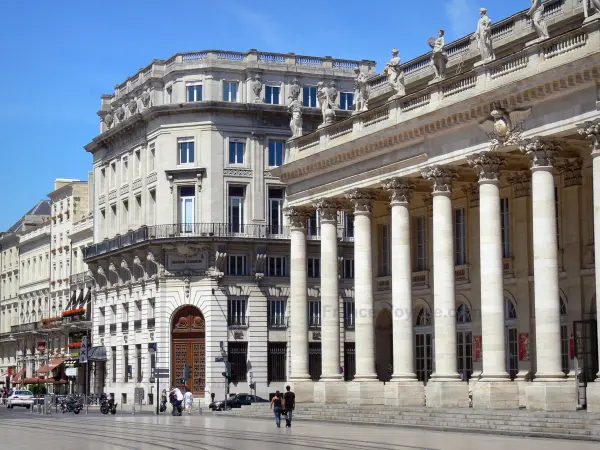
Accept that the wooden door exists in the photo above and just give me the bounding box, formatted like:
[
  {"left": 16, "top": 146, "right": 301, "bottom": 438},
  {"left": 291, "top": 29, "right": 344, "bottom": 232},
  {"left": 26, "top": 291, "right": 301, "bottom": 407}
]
[{"left": 171, "top": 306, "right": 206, "bottom": 395}]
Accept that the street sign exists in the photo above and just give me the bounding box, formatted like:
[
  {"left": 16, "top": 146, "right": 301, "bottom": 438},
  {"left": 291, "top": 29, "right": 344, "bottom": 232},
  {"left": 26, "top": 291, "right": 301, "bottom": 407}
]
[
  {"left": 214, "top": 357, "right": 224, "bottom": 362},
  {"left": 151, "top": 368, "right": 169, "bottom": 377},
  {"left": 79, "top": 336, "right": 88, "bottom": 364},
  {"left": 155, "top": 374, "right": 169, "bottom": 379}
]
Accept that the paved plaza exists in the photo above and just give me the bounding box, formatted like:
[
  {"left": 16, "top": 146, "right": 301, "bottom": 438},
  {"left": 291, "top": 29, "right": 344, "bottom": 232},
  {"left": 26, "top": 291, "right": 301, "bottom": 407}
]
[{"left": 1, "top": 407, "right": 598, "bottom": 450}]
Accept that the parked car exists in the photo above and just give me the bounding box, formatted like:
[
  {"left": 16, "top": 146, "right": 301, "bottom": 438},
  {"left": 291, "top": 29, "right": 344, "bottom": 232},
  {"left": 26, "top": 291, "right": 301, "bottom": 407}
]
[
  {"left": 212, "top": 393, "right": 268, "bottom": 411},
  {"left": 7, "top": 390, "right": 34, "bottom": 409}
]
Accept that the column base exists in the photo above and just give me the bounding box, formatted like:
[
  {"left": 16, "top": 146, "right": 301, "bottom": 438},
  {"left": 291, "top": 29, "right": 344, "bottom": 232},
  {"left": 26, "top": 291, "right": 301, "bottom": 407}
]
[
  {"left": 384, "top": 381, "right": 425, "bottom": 406},
  {"left": 347, "top": 380, "right": 385, "bottom": 405},
  {"left": 314, "top": 380, "right": 347, "bottom": 404},
  {"left": 426, "top": 380, "right": 469, "bottom": 408},
  {"left": 472, "top": 380, "right": 519, "bottom": 409},
  {"left": 585, "top": 381, "right": 600, "bottom": 412},
  {"left": 526, "top": 380, "right": 575, "bottom": 411},
  {"left": 288, "top": 381, "right": 315, "bottom": 403}
]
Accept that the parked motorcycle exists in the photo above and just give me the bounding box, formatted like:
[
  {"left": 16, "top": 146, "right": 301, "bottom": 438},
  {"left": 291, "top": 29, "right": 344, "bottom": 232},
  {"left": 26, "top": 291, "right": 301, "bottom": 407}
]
[
  {"left": 100, "top": 394, "right": 117, "bottom": 415},
  {"left": 60, "top": 396, "right": 83, "bottom": 414}
]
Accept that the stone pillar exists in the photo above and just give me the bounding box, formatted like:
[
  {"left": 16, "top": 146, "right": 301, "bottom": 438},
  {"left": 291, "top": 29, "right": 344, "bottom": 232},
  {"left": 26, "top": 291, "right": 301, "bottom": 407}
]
[
  {"left": 344, "top": 189, "right": 384, "bottom": 405},
  {"left": 577, "top": 121, "right": 600, "bottom": 412},
  {"left": 421, "top": 165, "right": 469, "bottom": 407},
  {"left": 381, "top": 178, "right": 425, "bottom": 406},
  {"left": 520, "top": 138, "right": 571, "bottom": 411},
  {"left": 284, "top": 206, "right": 313, "bottom": 401},
  {"left": 312, "top": 199, "right": 346, "bottom": 403},
  {"left": 468, "top": 153, "right": 519, "bottom": 408}
]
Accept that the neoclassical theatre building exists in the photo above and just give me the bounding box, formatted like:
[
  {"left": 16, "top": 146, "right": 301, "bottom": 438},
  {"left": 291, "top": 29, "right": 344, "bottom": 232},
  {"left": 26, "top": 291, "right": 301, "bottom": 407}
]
[
  {"left": 279, "top": 1, "right": 600, "bottom": 410},
  {"left": 83, "top": 49, "right": 372, "bottom": 403}
]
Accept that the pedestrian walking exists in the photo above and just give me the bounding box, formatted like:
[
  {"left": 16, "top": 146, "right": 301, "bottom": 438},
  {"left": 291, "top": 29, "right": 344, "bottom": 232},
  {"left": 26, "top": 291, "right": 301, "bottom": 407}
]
[
  {"left": 282, "top": 385, "right": 295, "bottom": 428},
  {"left": 160, "top": 389, "right": 167, "bottom": 413},
  {"left": 270, "top": 390, "right": 282, "bottom": 428},
  {"left": 183, "top": 387, "right": 193, "bottom": 415}
]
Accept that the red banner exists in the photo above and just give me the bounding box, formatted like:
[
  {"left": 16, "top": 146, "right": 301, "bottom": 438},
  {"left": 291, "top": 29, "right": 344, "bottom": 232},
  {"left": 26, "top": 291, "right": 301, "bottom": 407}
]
[
  {"left": 519, "top": 333, "right": 530, "bottom": 361},
  {"left": 473, "top": 335, "right": 482, "bottom": 362},
  {"left": 37, "top": 341, "right": 46, "bottom": 352}
]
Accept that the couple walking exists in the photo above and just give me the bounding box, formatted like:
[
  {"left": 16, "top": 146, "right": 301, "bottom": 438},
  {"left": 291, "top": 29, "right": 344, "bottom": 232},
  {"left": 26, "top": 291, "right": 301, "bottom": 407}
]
[{"left": 270, "top": 385, "right": 295, "bottom": 428}]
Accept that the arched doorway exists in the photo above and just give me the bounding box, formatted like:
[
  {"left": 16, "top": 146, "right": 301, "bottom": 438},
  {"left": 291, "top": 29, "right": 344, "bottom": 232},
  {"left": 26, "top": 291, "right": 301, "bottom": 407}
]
[
  {"left": 171, "top": 306, "right": 206, "bottom": 395},
  {"left": 375, "top": 309, "right": 393, "bottom": 382}
]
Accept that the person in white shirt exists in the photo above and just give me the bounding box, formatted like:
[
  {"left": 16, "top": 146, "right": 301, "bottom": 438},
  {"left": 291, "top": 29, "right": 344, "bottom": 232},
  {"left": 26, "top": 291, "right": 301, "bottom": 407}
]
[
  {"left": 169, "top": 386, "right": 184, "bottom": 415},
  {"left": 183, "top": 388, "right": 193, "bottom": 415}
]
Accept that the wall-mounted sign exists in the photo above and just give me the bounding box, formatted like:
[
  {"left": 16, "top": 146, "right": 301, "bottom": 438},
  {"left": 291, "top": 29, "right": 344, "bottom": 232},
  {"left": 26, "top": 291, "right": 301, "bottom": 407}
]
[
  {"left": 37, "top": 341, "right": 46, "bottom": 352},
  {"left": 167, "top": 252, "right": 208, "bottom": 271},
  {"left": 65, "top": 367, "right": 78, "bottom": 377}
]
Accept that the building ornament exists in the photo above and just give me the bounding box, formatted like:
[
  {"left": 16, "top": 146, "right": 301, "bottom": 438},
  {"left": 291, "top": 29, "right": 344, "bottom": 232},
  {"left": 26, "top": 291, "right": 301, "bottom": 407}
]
[
  {"left": 184, "top": 277, "right": 190, "bottom": 298},
  {"left": 120, "top": 260, "right": 133, "bottom": 285},
  {"left": 506, "top": 171, "right": 532, "bottom": 198},
  {"left": 478, "top": 106, "right": 532, "bottom": 150},
  {"left": 527, "top": 0, "right": 549, "bottom": 40},
  {"left": 213, "top": 247, "right": 227, "bottom": 279},
  {"left": 133, "top": 255, "right": 147, "bottom": 281},
  {"left": 146, "top": 251, "right": 164, "bottom": 278},
  {"left": 290, "top": 78, "right": 301, "bottom": 101},
  {"left": 254, "top": 247, "right": 267, "bottom": 281},
  {"left": 428, "top": 30, "right": 448, "bottom": 81},
  {"left": 317, "top": 81, "right": 337, "bottom": 128},
  {"left": 108, "top": 262, "right": 122, "bottom": 285},
  {"left": 421, "top": 165, "right": 458, "bottom": 193},
  {"left": 288, "top": 97, "right": 303, "bottom": 138},
  {"left": 140, "top": 89, "right": 151, "bottom": 108},
  {"left": 467, "top": 152, "right": 506, "bottom": 181},
  {"left": 104, "top": 112, "right": 114, "bottom": 129},
  {"left": 462, "top": 184, "right": 480, "bottom": 208},
  {"left": 382, "top": 49, "right": 405, "bottom": 98},
  {"left": 114, "top": 105, "right": 125, "bottom": 122},
  {"left": 223, "top": 168, "right": 252, "bottom": 177},
  {"left": 344, "top": 189, "right": 377, "bottom": 213},
  {"left": 312, "top": 331, "right": 322, "bottom": 340},
  {"left": 313, "top": 198, "right": 342, "bottom": 222},
  {"left": 474, "top": 7, "right": 495, "bottom": 62},
  {"left": 353, "top": 67, "right": 369, "bottom": 113},
  {"left": 233, "top": 330, "right": 244, "bottom": 340},
  {"left": 519, "top": 137, "right": 560, "bottom": 168},
  {"left": 589, "top": 0, "right": 600, "bottom": 17},
  {"left": 251, "top": 74, "right": 263, "bottom": 103},
  {"left": 284, "top": 207, "right": 310, "bottom": 229},
  {"left": 577, "top": 119, "right": 600, "bottom": 154},
  {"left": 556, "top": 157, "right": 583, "bottom": 187},
  {"left": 128, "top": 97, "right": 138, "bottom": 114},
  {"left": 381, "top": 178, "right": 415, "bottom": 204}
]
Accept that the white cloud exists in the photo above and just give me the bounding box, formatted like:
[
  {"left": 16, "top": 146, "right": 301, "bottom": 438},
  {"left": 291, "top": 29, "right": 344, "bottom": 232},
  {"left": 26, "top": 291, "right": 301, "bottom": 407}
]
[{"left": 445, "top": 0, "right": 473, "bottom": 37}]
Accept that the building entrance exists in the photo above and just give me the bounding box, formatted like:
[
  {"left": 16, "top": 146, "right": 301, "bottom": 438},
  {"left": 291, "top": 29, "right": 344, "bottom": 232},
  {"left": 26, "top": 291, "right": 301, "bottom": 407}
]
[
  {"left": 574, "top": 320, "right": 599, "bottom": 408},
  {"left": 171, "top": 306, "right": 206, "bottom": 395}
]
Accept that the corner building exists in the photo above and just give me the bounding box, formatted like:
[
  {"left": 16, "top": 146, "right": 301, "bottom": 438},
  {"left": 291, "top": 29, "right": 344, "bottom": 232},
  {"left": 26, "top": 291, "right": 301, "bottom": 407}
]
[
  {"left": 280, "top": 2, "right": 600, "bottom": 410},
  {"left": 83, "top": 49, "right": 372, "bottom": 404}
]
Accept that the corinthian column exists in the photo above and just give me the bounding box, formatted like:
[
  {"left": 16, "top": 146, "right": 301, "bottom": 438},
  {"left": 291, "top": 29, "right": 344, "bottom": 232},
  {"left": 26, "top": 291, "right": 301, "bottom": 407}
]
[{"left": 313, "top": 198, "right": 342, "bottom": 380}]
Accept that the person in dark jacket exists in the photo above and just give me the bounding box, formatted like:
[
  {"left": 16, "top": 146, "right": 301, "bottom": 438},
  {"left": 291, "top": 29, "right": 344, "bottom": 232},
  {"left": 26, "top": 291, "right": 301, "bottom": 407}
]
[{"left": 282, "top": 385, "right": 295, "bottom": 427}]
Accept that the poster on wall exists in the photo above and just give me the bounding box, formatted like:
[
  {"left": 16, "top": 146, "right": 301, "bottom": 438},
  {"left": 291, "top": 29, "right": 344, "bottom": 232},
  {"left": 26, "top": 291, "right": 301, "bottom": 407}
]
[
  {"left": 473, "top": 336, "right": 482, "bottom": 362},
  {"left": 519, "top": 333, "right": 530, "bottom": 361},
  {"left": 37, "top": 341, "right": 46, "bottom": 352}
]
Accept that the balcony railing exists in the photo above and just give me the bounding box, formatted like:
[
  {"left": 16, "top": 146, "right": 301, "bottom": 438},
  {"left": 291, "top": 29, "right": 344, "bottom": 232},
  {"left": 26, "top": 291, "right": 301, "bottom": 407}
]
[
  {"left": 84, "top": 222, "right": 355, "bottom": 259},
  {"left": 268, "top": 316, "right": 287, "bottom": 329}
]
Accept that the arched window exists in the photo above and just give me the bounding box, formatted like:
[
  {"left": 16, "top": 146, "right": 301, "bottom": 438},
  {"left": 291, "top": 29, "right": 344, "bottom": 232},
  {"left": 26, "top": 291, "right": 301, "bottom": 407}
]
[
  {"left": 456, "top": 304, "right": 472, "bottom": 324},
  {"left": 505, "top": 298, "right": 517, "bottom": 320},
  {"left": 559, "top": 293, "right": 569, "bottom": 374},
  {"left": 560, "top": 297, "right": 567, "bottom": 317},
  {"left": 415, "top": 308, "right": 432, "bottom": 327}
]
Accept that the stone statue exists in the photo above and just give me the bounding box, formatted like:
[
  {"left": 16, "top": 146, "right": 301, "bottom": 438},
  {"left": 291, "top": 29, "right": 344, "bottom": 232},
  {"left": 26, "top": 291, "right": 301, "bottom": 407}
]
[
  {"left": 104, "top": 111, "right": 114, "bottom": 129},
  {"left": 353, "top": 67, "right": 369, "bottom": 113},
  {"left": 527, "top": 0, "right": 549, "bottom": 40},
  {"left": 288, "top": 97, "right": 303, "bottom": 138},
  {"left": 474, "top": 7, "right": 495, "bottom": 62},
  {"left": 317, "top": 82, "right": 336, "bottom": 127},
  {"left": 140, "top": 88, "right": 151, "bottom": 108},
  {"left": 328, "top": 81, "right": 338, "bottom": 106},
  {"left": 115, "top": 105, "right": 125, "bottom": 121},
  {"left": 429, "top": 30, "right": 448, "bottom": 80},
  {"left": 382, "top": 48, "right": 405, "bottom": 98},
  {"left": 290, "top": 78, "right": 301, "bottom": 101},
  {"left": 252, "top": 74, "right": 263, "bottom": 103},
  {"left": 128, "top": 97, "right": 138, "bottom": 114}
]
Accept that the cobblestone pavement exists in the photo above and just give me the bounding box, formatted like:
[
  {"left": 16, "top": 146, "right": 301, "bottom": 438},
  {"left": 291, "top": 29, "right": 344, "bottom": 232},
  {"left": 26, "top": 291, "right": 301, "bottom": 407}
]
[{"left": 1, "top": 407, "right": 598, "bottom": 450}]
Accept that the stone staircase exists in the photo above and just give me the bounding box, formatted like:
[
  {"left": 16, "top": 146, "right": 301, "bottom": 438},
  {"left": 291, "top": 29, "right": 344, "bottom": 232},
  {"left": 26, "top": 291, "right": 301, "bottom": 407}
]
[{"left": 221, "top": 403, "right": 600, "bottom": 441}]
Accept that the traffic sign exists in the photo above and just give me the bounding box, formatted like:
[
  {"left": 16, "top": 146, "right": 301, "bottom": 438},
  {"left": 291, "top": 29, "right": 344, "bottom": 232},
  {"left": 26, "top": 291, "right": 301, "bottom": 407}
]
[
  {"left": 79, "top": 336, "right": 88, "bottom": 364},
  {"left": 214, "top": 357, "right": 224, "bottom": 362}
]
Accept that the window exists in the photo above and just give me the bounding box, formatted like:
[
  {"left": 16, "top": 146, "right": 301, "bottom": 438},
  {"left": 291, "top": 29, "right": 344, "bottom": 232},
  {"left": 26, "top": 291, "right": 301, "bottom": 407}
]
[
  {"left": 560, "top": 297, "right": 569, "bottom": 374},
  {"left": 500, "top": 198, "right": 510, "bottom": 258},
  {"left": 344, "top": 212, "right": 355, "bottom": 239},
  {"left": 148, "top": 343, "right": 157, "bottom": 385},
  {"left": 223, "top": 81, "right": 238, "bottom": 102},
  {"left": 267, "top": 256, "right": 286, "bottom": 277},
  {"left": 227, "top": 342, "right": 247, "bottom": 382},
  {"left": 179, "top": 186, "right": 195, "bottom": 232},
  {"left": 100, "top": 168, "right": 106, "bottom": 191},
  {"left": 122, "top": 303, "right": 129, "bottom": 322},
  {"left": 379, "top": 224, "right": 390, "bottom": 276},
  {"left": 149, "top": 190, "right": 156, "bottom": 225},
  {"left": 111, "top": 346, "right": 117, "bottom": 383},
  {"left": 110, "top": 162, "right": 116, "bottom": 188},
  {"left": 308, "top": 300, "right": 321, "bottom": 327},
  {"left": 268, "top": 141, "right": 284, "bottom": 167},
  {"left": 415, "top": 216, "right": 427, "bottom": 272},
  {"left": 343, "top": 259, "right": 354, "bottom": 279},
  {"left": 111, "top": 205, "right": 117, "bottom": 232},
  {"left": 456, "top": 304, "right": 472, "bottom": 323},
  {"left": 134, "top": 195, "right": 142, "bottom": 224},
  {"left": 268, "top": 188, "right": 285, "bottom": 235},
  {"left": 227, "top": 298, "right": 247, "bottom": 326},
  {"left": 228, "top": 186, "right": 245, "bottom": 233},
  {"left": 309, "top": 342, "right": 321, "bottom": 381},
  {"left": 307, "top": 258, "right": 320, "bottom": 278},
  {"left": 134, "top": 150, "right": 141, "bottom": 178},
  {"left": 178, "top": 139, "right": 194, "bottom": 165},
  {"left": 187, "top": 83, "right": 203, "bottom": 102},
  {"left": 267, "top": 342, "right": 286, "bottom": 383},
  {"left": 136, "top": 345, "right": 142, "bottom": 382},
  {"left": 165, "top": 86, "right": 172, "bottom": 104},
  {"left": 344, "top": 299, "right": 355, "bottom": 329},
  {"left": 228, "top": 140, "right": 245, "bottom": 165},
  {"left": 454, "top": 207, "right": 467, "bottom": 266},
  {"left": 148, "top": 144, "right": 155, "bottom": 172},
  {"left": 303, "top": 86, "right": 317, "bottom": 108},
  {"left": 339, "top": 92, "right": 354, "bottom": 110},
  {"left": 123, "top": 345, "right": 129, "bottom": 382},
  {"left": 122, "top": 156, "right": 128, "bottom": 183},
  {"left": 121, "top": 200, "right": 129, "bottom": 227},
  {"left": 100, "top": 209, "right": 106, "bottom": 235},
  {"left": 307, "top": 211, "right": 320, "bottom": 237},
  {"left": 228, "top": 255, "right": 247, "bottom": 276},
  {"left": 269, "top": 299, "right": 286, "bottom": 328},
  {"left": 264, "top": 85, "right": 280, "bottom": 105}
]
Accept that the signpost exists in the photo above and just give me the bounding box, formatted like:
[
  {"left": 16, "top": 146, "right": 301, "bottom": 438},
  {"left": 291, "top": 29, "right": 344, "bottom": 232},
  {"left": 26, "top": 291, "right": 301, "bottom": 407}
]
[{"left": 78, "top": 336, "right": 89, "bottom": 414}]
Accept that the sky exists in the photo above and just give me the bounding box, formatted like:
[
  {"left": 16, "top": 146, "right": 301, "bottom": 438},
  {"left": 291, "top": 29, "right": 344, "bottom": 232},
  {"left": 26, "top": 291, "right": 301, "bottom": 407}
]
[{"left": 0, "top": 0, "right": 528, "bottom": 231}]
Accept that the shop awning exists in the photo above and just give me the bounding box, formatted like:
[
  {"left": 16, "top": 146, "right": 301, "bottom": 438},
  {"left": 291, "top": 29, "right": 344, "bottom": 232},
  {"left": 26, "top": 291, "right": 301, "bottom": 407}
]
[
  {"left": 76, "top": 290, "right": 84, "bottom": 308},
  {"left": 83, "top": 289, "right": 91, "bottom": 307},
  {"left": 11, "top": 368, "right": 25, "bottom": 383},
  {"left": 19, "top": 377, "right": 45, "bottom": 384},
  {"left": 37, "top": 358, "right": 66, "bottom": 375}
]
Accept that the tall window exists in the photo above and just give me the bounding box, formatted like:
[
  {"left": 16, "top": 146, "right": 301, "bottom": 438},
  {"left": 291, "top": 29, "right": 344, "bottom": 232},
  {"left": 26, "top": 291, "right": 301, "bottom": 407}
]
[
  {"left": 227, "top": 298, "right": 247, "bottom": 326},
  {"left": 228, "top": 255, "right": 247, "bottom": 276},
  {"left": 268, "top": 342, "right": 287, "bottom": 383},
  {"left": 134, "top": 195, "right": 142, "bottom": 225},
  {"left": 269, "top": 188, "right": 285, "bottom": 235},
  {"left": 269, "top": 299, "right": 286, "bottom": 328},
  {"left": 265, "top": 85, "right": 280, "bottom": 104},
  {"left": 123, "top": 345, "right": 129, "bottom": 382},
  {"left": 223, "top": 81, "right": 238, "bottom": 102},
  {"left": 267, "top": 256, "right": 286, "bottom": 277},
  {"left": 415, "top": 216, "right": 427, "bottom": 271},
  {"left": 110, "top": 162, "right": 116, "bottom": 188},
  {"left": 121, "top": 200, "right": 129, "bottom": 228},
  {"left": 268, "top": 141, "right": 284, "bottom": 167},
  {"left": 344, "top": 212, "right": 355, "bottom": 239},
  {"left": 303, "top": 86, "right": 317, "bottom": 108},
  {"left": 100, "top": 168, "right": 106, "bottom": 191},
  {"left": 228, "top": 342, "right": 247, "bottom": 382},
  {"left": 344, "top": 299, "right": 355, "bottom": 329},
  {"left": 111, "top": 346, "right": 117, "bottom": 383},
  {"left": 111, "top": 205, "right": 117, "bottom": 232},
  {"left": 148, "top": 144, "right": 155, "bottom": 172},
  {"left": 165, "top": 86, "right": 172, "bottom": 104},
  {"left": 149, "top": 190, "right": 156, "bottom": 225},
  {"left": 228, "top": 141, "right": 245, "bottom": 165},
  {"left": 339, "top": 92, "right": 354, "bottom": 110},
  {"left": 454, "top": 207, "right": 467, "bottom": 265},
  {"left": 228, "top": 186, "right": 245, "bottom": 233},
  {"left": 307, "top": 258, "right": 321, "bottom": 278},
  {"left": 500, "top": 198, "right": 510, "bottom": 258},
  {"left": 179, "top": 186, "right": 195, "bottom": 232},
  {"left": 307, "top": 211, "right": 319, "bottom": 237},
  {"left": 122, "top": 156, "right": 128, "bottom": 183},
  {"left": 136, "top": 344, "right": 142, "bottom": 382},
  {"left": 343, "top": 259, "right": 354, "bottom": 279},
  {"left": 187, "top": 83, "right": 203, "bottom": 102},
  {"left": 134, "top": 150, "right": 141, "bottom": 178},
  {"left": 178, "top": 139, "right": 194, "bottom": 165},
  {"left": 308, "top": 300, "right": 321, "bottom": 327},
  {"left": 379, "top": 224, "right": 390, "bottom": 276}
]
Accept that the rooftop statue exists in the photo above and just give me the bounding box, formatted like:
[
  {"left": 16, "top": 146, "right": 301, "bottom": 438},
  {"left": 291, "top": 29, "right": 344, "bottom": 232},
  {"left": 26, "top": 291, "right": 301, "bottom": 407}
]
[
  {"left": 288, "top": 97, "right": 303, "bottom": 138},
  {"left": 474, "top": 7, "right": 495, "bottom": 62},
  {"left": 527, "top": 0, "right": 549, "bottom": 40},
  {"left": 429, "top": 30, "right": 448, "bottom": 81},
  {"left": 317, "top": 82, "right": 336, "bottom": 128},
  {"left": 353, "top": 67, "right": 369, "bottom": 113},
  {"left": 290, "top": 79, "right": 301, "bottom": 101},
  {"left": 382, "top": 49, "right": 405, "bottom": 98},
  {"left": 252, "top": 74, "right": 263, "bottom": 103}
]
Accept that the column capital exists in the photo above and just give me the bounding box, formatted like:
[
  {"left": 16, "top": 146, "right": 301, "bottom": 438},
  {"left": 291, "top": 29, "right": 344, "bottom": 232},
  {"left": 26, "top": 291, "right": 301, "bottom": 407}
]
[
  {"left": 505, "top": 171, "right": 531, "bottom": 198},
  {"left": 284, "top": 206, "right": 310, "bottom": 229},
  {"left": 421, "top": 165, "right": 458, "bottom": 194},
  {"left": 345, "top": 188, "right": 377, "bottom": 214},
  {"left": 313, "top": 198, "right": 342, "bottom": 223},
  {"left": 381, "top": 177, "right": 415, "bottom": 205},
  {"left": 519, "top": 137, "right": 561, "bottom": 169},
  {"left": 577, "top": 119, "right": 600, "bottom": 154},
  {"left": 467, "top": 152, "right": 506, "bottom": 182}
]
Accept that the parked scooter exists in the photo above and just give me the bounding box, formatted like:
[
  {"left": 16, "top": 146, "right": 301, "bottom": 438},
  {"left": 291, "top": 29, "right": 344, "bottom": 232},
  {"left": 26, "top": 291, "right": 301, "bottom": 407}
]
[
  {"left": 60, "top": 396, "right": 83, "bottom": 414},
  {"left": 100, "top": 394, "right": 117, "bottom": 415}
]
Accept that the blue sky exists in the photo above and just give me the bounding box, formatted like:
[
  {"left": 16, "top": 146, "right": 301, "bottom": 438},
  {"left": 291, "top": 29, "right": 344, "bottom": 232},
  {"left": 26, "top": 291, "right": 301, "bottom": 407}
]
[{"left": 0, "top": 0, "right": 527, "bottom": 231}]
